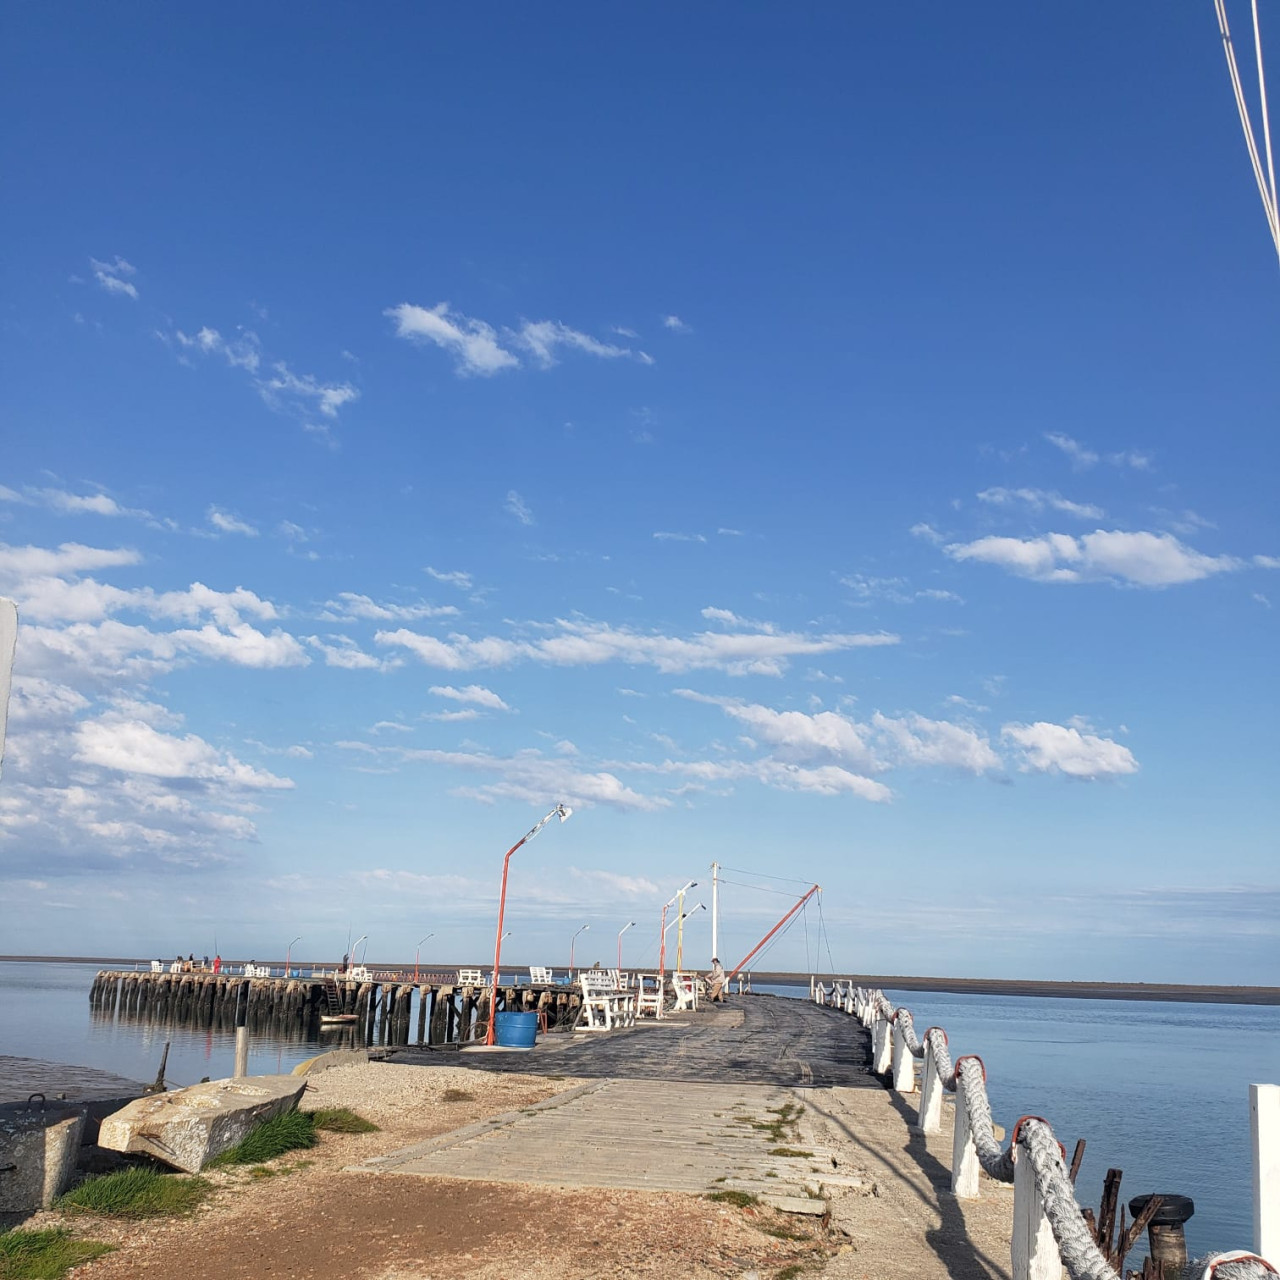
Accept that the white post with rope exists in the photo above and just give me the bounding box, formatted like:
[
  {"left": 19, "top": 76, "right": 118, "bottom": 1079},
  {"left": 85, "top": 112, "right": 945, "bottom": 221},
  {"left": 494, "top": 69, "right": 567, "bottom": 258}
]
[
  {"left": 891, "top": 1017, "right": 915, "bottom": 1093},
  {"left": 918, "top": 1039, "right": 943, "bottom": 1134},
  {"left": 873, "top": 1014, "right": 892, "bottom": 1073},
  {"left": 951, "top": 1082, "right": 981, "bottom": 1199},
  {"left": 1013, "top": 1141, "right": 1064, "bottom": 1280},
  {"left": 1254, "top": 1084, "right": 1280, "bottom": 1265}
]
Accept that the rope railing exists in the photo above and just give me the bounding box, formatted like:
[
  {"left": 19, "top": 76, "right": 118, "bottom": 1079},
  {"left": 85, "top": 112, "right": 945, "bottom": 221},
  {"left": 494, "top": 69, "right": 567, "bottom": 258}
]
[{"left": 809, "top": 981, "right": 1277, "bottom": 1280}]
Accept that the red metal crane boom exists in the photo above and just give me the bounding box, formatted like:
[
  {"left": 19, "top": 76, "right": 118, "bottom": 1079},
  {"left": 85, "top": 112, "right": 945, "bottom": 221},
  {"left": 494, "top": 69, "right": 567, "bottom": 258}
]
[{"left": 727, "top": 883, "right": 821, "bottom": 980}]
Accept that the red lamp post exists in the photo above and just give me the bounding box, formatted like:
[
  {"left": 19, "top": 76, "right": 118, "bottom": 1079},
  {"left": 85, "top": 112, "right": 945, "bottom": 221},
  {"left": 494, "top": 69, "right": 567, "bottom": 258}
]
[{"left": 484, "top": 804, "right": 572, "bottom": 1046}]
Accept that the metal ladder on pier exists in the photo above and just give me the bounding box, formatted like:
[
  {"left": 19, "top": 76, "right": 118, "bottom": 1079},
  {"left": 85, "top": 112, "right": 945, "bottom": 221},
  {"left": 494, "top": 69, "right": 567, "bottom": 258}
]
[{"left": 321, "top": 978, "right": 343, "bottom": 1016}]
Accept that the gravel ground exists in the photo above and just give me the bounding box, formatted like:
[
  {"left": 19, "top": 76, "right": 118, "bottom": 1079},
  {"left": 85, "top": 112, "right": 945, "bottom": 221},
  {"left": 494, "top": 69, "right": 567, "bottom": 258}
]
[{"left": 23, "top": 1062, "right": 835, "bottom": 1280}]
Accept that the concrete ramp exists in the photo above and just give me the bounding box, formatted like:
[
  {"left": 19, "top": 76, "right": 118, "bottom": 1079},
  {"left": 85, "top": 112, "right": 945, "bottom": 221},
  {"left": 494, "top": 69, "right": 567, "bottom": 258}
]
[{"left": 363, "top": 1078, "right": 847, "bottom": 1211}]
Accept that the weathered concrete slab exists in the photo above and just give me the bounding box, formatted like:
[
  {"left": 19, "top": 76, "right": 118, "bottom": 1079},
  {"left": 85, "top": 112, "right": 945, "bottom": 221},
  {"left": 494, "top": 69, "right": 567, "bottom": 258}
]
[
  {"left": 0, "top": 1107, "right": 87, "bottom": 1211},
  {"left": 363, "top": 1077, "right": 837, "bottom": 1216},
  {"left": 98, "top": 1075, "right": 306, "bottom": 1172}
]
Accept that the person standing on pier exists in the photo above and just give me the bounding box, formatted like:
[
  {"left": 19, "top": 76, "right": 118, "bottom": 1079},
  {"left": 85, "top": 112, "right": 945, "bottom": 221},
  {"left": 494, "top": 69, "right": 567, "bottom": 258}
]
[
  {"left": 708, "top": 958, "right": 726, "bottom": 1003},
  {"left": 213, "top": 954, "right": 221, "bottom": 974}
]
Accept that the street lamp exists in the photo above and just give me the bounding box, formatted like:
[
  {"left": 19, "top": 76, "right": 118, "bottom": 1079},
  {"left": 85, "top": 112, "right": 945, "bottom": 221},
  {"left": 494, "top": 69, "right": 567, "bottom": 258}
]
[
  {"left": 569, "top": 924, "right": 590, "bottom": 977},
  {"left": 617, "top": 921, "right": 636, "bottom": 972},
  {"left": 350, "top": 934, "right": 368, "bottom": 975},
  {"left": 284, "top": 936, "right": 301, "bottom": 979},
  {"left": 484, "top": 803, "right": 573, "bottom": 1047},
  {"left": 414, "top": 934, "right": 434, "bottom": 983},
  {"left": 658, "top": 881, "right": 697, "bottom": 984}
]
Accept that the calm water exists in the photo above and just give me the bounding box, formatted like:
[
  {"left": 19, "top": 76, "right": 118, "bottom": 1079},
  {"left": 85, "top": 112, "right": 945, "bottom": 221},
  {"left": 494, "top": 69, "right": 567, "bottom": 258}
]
[{"left": 3, "top": 964, "right": 1277, "bottom": 1256}]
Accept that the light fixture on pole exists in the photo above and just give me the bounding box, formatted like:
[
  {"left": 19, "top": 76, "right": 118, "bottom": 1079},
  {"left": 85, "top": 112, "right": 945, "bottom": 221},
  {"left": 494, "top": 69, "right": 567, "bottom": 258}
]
[
  {"left": 658, "top": 880, "right": 697, "bottom": 985},
  {"left": 414, "top": 934, "right": 434, "bottom": 983},
  {"left": 350, "top": 934, "right": 367, "bottom": 975},
  {"left": 617, "top": 921, "right": 636, "bottom": 972},
  {"left": 484, "top": 804, "right": 573, "bottom": 1047},
  {"left": 284, "top": 936, "right": 301, "bottom": 979},
  {"left": 569, "top": 924, "right": 590, "bottom": 977},
  {"left": 356, "top": 935, "right": 370, "bottom": 966}
]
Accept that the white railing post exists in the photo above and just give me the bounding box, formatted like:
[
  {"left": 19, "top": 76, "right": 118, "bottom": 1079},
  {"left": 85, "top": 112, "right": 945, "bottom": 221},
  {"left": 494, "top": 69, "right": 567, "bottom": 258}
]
[
  {"left": 873, "top": 1015, "right": 893, "bottom": 1073},
  {"left": 1012, "top": 1139, "right": 1062, "bottom": 1280},
  {"left": 951, "top": 1081, "right": 980, "bottom": 1198},
  {"left": 891, "top": 1019, "right": 915, "bottom": 1092},
  {"left": 917, "top": 1038, "right": 942, "bottom": 1134},
  {"left": 810, "top": 974, "right": 815, "bottom": 1001},
  {"left": 1253, "top": 1083, "right": 1280, "bottom": 1265}
]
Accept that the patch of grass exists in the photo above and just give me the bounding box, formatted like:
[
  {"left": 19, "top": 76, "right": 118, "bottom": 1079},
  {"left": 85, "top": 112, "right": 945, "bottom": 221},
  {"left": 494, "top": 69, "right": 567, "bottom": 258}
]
[
  {"left": 309, "top": 1106, "right": 378, "bottom": 1134},
  {"left": 768, "top": 1147, "right": 813, "bottom": 1159},
  {"left": 56, "top": 1166, "right": 210, "bottom": 1219},
  {"left": 208, "top": 1110, "right": 317, "bottom": 1167},
  {"left": 0, "top": 1228, "right": 113, "bottom": 1279},
  {"left": 440, "top": 1088, "right": 475, "bottom": 1103},
  {"left": 705, "top": 1190, "right": 758, "bottom": 1208},
  {"left": 248, "top": 1166, "right": 277, "bottom": 1179}
]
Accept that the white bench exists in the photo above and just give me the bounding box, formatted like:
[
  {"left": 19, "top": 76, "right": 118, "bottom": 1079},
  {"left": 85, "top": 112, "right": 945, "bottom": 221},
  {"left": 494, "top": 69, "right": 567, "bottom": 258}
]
[
  {"left": 243, "top": 963, "right": 271, "bottom": 978},
  {"left": 457, "top": 968, "right": 483, "bottom": 986},
  {"left": 634, "top": 973, "right": 665, "bottom": 1018},
  {"left": 529, "top": 966, "right": 554, "bottom": 984},
  {"left": 150, "top": 960, "right": 163, "bottom": 973},
  {"left": 671, "top": 971, "right": 699, "bottom": 1012},
  {"left": 577, "top": 974, "right": 636, "bottom": 1032}
]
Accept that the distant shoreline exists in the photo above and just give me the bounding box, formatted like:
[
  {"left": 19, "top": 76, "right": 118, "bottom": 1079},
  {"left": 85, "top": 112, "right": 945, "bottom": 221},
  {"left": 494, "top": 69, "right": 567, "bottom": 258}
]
[{"left": 4, "top": 955, "right": 1277, "bottom": 1006}]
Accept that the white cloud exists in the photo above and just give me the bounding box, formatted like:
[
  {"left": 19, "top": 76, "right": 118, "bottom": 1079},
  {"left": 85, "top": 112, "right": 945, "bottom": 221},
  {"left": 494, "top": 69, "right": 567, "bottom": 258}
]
[
  {"left": 1044, "top": 432, "right": 1099, "bottom": 470},
  {"left": 654, "top": 531, "right": 706, "bottom": 543},
  {"left": 871, "top": 712, "right": 1000, "bottom": 773},
  {"left": 514, "top": 320, "right": 639, "bottom": 367},
  {"left": 169, "top": 623, "right": 309, "bottom": 668},
  {"left": 1255, "top": 555, "right": 1280, "bottom": 569},
  {"left": 207, "top": 506, "right": 259, "bottom": 537},
  {"left": 505, "top": 490, "right": 535, "bottom": 525},
  {"left": 425, "top": 567, "right": 473, "bottom": 590},
  {"left": 259, "top": 362, "right": 359, "bottom": 420},
  {"left": 976, "top": 487, "right": 1104, "bottom": 520},
  {"left": 429, "top": 684, "right": 511, "bottom": 711},
  {"left": 1108, "top": 450, "right": 1152, "bottom": 470},
  {"left": 378, "top": 616, "right": 897, "bottom": 678},
  {"left": 662, "top": 315, "right": 691, "bottom": 332},
  {"left": 322, "top": 592, "right": 458, "bottom": 622},
  {"left": 90, "top": 256, "right": 138, "bottom": 300},
  {"left": 175, "top": 325, "right": 261, "bottom": 372},
  {"left": 422, "top": 708, "right": 480, "bottom": 722},
  {"left": 946, "top": 530, "right": 1243, "bottom": 587},
  {"left": 387, "top": 301, "right": 655, "bottom": 377},
  {"left": 0, "top": 543, "right": 141, "bottom": 581},
  {"left": 303, "top": 635, "right": 393, "bottom": 670},
  {"left": 910, "top": 523, "right": 944, "bottom": 545},
  {"left": 75, "top": 717, "right": 292, "bottom": 789},
  {"left": 385, "top": 302, "right": 519, "bottom": 377},
  {"left": 401, "top": 746, "right": 667, "bottom": 812},
  {"left": 1001, "top": 721, "right": 1138, "bottom": 779}
]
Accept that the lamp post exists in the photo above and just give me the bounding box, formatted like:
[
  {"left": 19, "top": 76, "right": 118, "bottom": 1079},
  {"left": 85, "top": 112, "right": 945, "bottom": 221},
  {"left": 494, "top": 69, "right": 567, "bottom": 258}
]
[
  {"left": 414, "top": 934, "right": 434, "bottom": 983},
  {"left": 617, "top": 921, "right": 636, "bottom": 973},
  {"left": 349, "top": 934, "right": 367, "bottom": 975},
  {"left": 284, "top": 936, "right": 301, "bottom": 979},
  {"left": 658, "top": 880, "right": 697, "bottom": 985},
  {"left": 484, "top": 804, "right": 573, "bottom": 1047},
  {"left": 356, "top": 935, "right": 370, "bottom": 966},
  {"left": 569, "top": 924, "right": 590, "bottom": 977}
]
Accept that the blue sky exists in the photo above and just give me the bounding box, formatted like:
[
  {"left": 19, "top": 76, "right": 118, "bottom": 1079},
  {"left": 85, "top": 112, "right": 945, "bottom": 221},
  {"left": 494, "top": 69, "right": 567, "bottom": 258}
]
[{"left": 2, "top": 4, "right": 1277, "bottom": 982}]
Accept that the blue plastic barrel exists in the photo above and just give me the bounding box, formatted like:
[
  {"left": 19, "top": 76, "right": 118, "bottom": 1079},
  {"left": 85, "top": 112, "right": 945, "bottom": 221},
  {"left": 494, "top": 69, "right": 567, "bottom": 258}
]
[{"left": 494, "top": 1010, "right": 538, "bottom": 1048}]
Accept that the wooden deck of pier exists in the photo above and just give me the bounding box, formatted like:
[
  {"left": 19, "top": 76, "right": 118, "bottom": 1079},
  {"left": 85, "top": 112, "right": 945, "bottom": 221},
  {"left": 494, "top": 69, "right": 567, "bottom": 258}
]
[{"left": 387, "top": 991, "right": 878, "bottom": 1087}]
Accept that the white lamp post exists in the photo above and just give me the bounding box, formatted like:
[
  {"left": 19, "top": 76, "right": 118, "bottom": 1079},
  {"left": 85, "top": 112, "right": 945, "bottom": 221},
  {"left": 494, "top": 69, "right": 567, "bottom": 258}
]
[
  {"left": 284, "top": 936, "right": 301, "bottom": 979},
  {"left": 658, "top": 881, "right": 697, "bottom": 983},
  {"left": 569, "top": 924, "right": 590, "bottom": 978},
  {"left": 617, "top": 921, "right": 636, "bottom": 972}
]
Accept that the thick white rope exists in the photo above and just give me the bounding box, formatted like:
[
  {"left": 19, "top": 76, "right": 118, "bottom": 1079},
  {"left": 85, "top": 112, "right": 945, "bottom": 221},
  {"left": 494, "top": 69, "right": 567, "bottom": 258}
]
[
  {"left": 848, "top": 990, "right": 1277, "bottom": 1280},
  {"left": 1215, "top": 0, "right": 1280, "bottom": 259}
]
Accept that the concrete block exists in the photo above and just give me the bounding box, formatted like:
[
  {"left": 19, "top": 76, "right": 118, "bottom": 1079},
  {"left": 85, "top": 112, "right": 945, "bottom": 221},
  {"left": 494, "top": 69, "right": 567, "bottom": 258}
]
[
  {"left": 98, "top": 1075, "right": 306, "bottom": 1172},
  {"left": 0, "top": 1107, "right": 87, "bottom": 1211},
  {"left": 759, "top": 1192, "right": 829, "bottom": 1216}
]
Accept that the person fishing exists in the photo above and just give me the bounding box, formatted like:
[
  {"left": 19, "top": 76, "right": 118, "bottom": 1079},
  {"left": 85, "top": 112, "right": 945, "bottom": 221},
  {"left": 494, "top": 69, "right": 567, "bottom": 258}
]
[{"left": 707, "top": 958, "right": 726, "bottom": 1003}]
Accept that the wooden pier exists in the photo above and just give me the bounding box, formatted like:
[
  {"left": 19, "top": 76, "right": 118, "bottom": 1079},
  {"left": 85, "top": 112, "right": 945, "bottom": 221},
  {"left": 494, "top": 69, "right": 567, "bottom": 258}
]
[{"left": 88, "top": 969, "right": 587, "bottom": 1046}]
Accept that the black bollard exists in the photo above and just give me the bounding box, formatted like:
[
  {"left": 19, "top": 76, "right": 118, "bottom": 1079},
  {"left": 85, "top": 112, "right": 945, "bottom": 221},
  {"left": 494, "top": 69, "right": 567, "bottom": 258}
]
[{"left": 1129, "top": 1195, "right": 1194, "bottom": 1278}]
